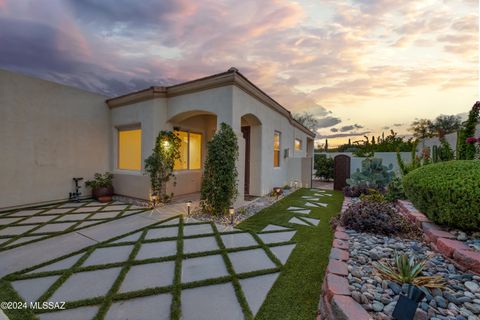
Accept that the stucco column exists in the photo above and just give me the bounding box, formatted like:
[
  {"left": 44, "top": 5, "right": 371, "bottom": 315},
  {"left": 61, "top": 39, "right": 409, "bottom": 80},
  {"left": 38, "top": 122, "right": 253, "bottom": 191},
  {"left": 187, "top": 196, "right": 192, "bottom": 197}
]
[{"left": 234, "top": 131, "right": 245, "bottom": 208}]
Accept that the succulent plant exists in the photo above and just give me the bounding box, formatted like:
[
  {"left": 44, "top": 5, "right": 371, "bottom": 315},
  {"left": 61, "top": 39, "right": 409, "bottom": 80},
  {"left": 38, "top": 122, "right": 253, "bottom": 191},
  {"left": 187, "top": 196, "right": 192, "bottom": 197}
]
[
  {"left": 347, "top": 158, "right": 394, "bottom": 189},
  {"left": 374, "top": 254, "right": 444, "bottom": 288}
]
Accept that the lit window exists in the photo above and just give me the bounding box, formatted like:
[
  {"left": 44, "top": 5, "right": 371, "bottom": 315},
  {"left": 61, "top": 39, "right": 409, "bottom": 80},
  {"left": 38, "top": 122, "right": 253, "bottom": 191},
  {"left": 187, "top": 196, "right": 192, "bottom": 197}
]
[
  {"left": 274, "top": 131, "right": 281, "bottom": 167},
  {"left": 295, "top": 138, "right": 302, "bottom": 151},
  {"left": 118, "top": 128, "right": 142, "bottom": 171},
  {"left": 174, "top": 130, "right": 202, "bottom": 170}
]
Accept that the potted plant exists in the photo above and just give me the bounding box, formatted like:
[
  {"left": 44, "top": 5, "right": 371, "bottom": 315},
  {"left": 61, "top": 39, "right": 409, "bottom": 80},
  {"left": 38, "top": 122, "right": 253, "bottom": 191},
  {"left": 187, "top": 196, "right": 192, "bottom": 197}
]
[
  {"left": 85, "top": 172, "right": 114, "bottom": 202},
  {"left": 374, "top": 254, "right": 444, "bottom": 320}
]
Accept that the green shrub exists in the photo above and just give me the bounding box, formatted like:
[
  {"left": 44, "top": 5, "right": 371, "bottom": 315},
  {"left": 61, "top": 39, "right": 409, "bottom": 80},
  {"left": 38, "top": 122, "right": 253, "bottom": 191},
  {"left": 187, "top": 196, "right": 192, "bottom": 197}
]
[
  {"left": 384, "top": 176, "right": 406, "bottom": 202},
  {"left": 314, "top": 155, "right": 334, "bottom": 180},
  {"left": 359, "top": 189, "right": 386, "bottom": 203},
  {"left": 403, "top": 161, "right": 480, "bottom": 230},
  {"left": 200, "top": 123, "right": 239, "bottom": 216}
]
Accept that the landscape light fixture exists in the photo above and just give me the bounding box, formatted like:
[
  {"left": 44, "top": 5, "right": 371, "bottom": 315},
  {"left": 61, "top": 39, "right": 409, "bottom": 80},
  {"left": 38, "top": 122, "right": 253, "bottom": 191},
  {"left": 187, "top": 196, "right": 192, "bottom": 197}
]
[
  {"left": 150, "top": 194, "right": 158, "bottom": 208},
  {"left": 162, "top": 140, "right": 170, "bottom": 149},
  {"left": 294, "top": 180, "right": 298, "bottom": 189},
  {"left": 274, "top": 187, "right": 282, "bottom": 199},
  {"left": 229, "top": 207, "right": 234, "bottom": 224},
  {"left": 186, "top": 200, "right": 192, "bottom": 216}
]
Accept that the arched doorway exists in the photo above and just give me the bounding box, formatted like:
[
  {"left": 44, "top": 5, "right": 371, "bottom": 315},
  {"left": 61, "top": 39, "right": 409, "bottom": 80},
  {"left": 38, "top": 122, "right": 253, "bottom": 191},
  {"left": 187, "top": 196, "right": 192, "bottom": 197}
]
[
  {"left": 333, "top": 155, "right": 350, "bottom": 191},
  {"left": 240, "top": 114, "right": 262, "bottom": 197}
]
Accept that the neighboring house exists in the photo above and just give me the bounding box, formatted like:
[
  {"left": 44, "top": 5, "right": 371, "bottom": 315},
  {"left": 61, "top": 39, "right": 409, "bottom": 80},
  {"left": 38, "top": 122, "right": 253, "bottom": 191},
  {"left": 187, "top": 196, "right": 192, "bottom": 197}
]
[{"left": 0, "top": 68, "right": 315, "bottom": 209}]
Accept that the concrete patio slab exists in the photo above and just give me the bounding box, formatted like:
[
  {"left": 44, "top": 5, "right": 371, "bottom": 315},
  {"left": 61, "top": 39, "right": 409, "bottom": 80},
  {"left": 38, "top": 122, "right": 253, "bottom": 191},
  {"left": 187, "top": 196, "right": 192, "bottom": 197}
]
[
  {"left": 288, "top": 217, "right": 310, "bottom": 226},
  {"left": 182, "top": 254, "right": 229, "bottom": 283},
  {"left": 240, "top": 272, "right": 279, "bottom": 315},
  {"left": 221, "top": 233, "right": 258, "bottom": 249},
  {"left": 111, "top": 232, "right": 142, "bottom": 244},
  {"left": 8, "top": 209, "right": 44, "bottom": 217},
  {"left": 17, "top": 215, "right": 58, "bottom": 224},
  {"left": 228, "top": 249, "right": 276, "bottom": 274},
  {"left": 0, "top": 225, "right": 38, "bottom": 236},
  {"left": 105, "top": 294, "right": 171, "bottom": 320},
  {"left": 55, "top": 213, "right": 91, "bottom": 222},
  {"left": 12, "top": 275, "right": 59, "bottom": 303},
  {"left": 7, "top": 236, "right": 44, "bottom": 246},
  {"left": 73, "top": 206, "right": 100, "bottom": 213},
  {"left": 82, "top": 245, "right": 133, "bottom": 267},
  {"left": 269, "top": 244, "right": 296, "bottom": 264},
  {"left": 302, "top": 217, "right": 320, "bottom": 226},
  {"left": 304, "top": 202, "right": 319, "bottom": 207},
  {"left": 311, "top": 202, "right": 328, "bottom": 207},
  {"left": 183, "top": 236, "right": 219, "bottom": 254},
  {"left": 45, "top": 208, "right": 73, "bottom": 214},
  {"left": 258, "top": 231, "right": 296, "bottom": 244},
  {"left": 145, "top": 226, "right": 178, "bottom": 240},
  {"left": 85, "top": 202, "right": 103, "bottom": 206},
  {"left": 262, "top": 225, "right": 290, "bottom": 232},
  {"left": 89, "top": 211, "right": 121, "bottom": 219},
  {"left": 37, "top": 305, "right": 98, "bottom": 320},
  {"left": 50, "top": 268, "right": 121, "bottom": 302},
  {"left": 181, "top": 282, "right": 243, "bottom": 320},
  {"left": 33, "top": 222, "right": 76, "bottom": 233},
  {"left": 0, "top": 217, "right": 22, "bottom": 225},
  {"left": 102, "top": 205, "right": 128, "bottom": 211},
  {"left": 136, "top": 241, "right": 177, "bottom": 260},
  {"left": 59, "top": 202, "right": 85, "bottom": 208},
  {"left": 287, "top": 206, "right": 304, "bottom": 211},
  {"left": 292, "top": 209, "right": 311, "bottom": 215},
  {"left": 119, "top": 261, "right": 175, "bottom": 293},
  {"left": 183, "top": 224, "right": 213, "bottom": 236},
  {"left": 161, "top": 218, "right": 180, "bottom": 226},
  {"left": 74, "top": 221, "right": 100, "bottom": 228},
  {"left": 29, "top": 254, "right": 83, "bottom": 274}
]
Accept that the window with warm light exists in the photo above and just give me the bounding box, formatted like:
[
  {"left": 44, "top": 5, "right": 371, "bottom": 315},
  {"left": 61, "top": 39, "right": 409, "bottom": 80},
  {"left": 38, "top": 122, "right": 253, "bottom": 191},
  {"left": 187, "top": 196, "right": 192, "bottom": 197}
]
[
  {"left": 174, "top": 130, "right": 202, "bottom": 170},
  {"left": 274, "top": 131, "right": 281, "bottom": 167},
  {"left": 295, "top": 138, "right": 302, "bottom": 151},
  {"left": 118, "top": 128, "right": 142, "bottom": 171}
]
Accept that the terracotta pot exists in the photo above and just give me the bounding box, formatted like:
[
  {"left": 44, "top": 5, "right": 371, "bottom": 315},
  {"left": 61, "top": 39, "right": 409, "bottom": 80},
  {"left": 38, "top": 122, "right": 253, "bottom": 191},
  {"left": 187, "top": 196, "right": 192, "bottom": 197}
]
[
  {"left": 92, "top": 186, "right": 114, "bottom": 200},
  {"left": 98, "top": 195, "right": 112, "bottom": 203}
]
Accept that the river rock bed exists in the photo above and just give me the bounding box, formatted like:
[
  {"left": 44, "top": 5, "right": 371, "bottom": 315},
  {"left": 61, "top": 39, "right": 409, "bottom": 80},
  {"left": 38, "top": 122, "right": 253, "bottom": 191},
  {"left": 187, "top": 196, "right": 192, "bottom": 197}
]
[{"left": 346, "top": 229, "right": 480, "bottom": 320}]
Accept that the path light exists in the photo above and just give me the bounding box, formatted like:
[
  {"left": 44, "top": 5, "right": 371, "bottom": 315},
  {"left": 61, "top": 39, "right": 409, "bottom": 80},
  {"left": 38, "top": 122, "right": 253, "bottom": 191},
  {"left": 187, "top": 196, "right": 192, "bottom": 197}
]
[
  {"left": 294, "top": 180, "right": 298, "bottom": 189},
  {"left": 229, "top": 207, "right": 235, "bottom": 225},
  {"left": 274, "top": 187, "right": 282, "bottom": 199},
  {"left": 150, "top": 194, "right": 158, "bottom": 208},
  {"left": 186, "top": 200, "right": 192, "bottom": 216}
]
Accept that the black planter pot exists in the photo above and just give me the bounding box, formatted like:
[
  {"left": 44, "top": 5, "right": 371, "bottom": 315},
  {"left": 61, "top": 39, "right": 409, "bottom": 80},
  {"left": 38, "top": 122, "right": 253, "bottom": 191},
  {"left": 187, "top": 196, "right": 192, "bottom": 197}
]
[{"left": 392, "top": 284, "right": 425, "bottom": 320}]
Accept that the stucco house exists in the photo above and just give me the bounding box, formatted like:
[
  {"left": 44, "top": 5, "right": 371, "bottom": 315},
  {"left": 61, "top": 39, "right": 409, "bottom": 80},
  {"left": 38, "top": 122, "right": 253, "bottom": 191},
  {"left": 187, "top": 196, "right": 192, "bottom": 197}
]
[{"left": 0, "top": 68, "right": 315, "bottom": 209}]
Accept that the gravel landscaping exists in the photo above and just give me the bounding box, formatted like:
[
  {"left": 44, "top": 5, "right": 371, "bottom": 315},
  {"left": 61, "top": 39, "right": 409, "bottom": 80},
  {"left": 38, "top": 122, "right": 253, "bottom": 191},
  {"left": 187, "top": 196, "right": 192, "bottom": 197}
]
[{"left": 346, "top": 229, "right": 480, "bottom": 320}]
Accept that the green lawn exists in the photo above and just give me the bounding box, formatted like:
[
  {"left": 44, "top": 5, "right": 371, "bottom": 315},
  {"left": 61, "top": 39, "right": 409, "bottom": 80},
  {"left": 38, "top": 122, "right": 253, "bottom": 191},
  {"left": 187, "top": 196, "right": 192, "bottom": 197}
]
[{"left": 237, "top": 188, "right": 344, "bottom": 320}]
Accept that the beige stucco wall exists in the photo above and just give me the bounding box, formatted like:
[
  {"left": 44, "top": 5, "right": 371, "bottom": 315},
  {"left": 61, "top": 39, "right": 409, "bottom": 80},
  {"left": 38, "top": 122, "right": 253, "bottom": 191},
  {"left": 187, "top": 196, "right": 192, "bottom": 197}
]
[{"left": 0, "top": 69, "right": 110, "bottom": 209}]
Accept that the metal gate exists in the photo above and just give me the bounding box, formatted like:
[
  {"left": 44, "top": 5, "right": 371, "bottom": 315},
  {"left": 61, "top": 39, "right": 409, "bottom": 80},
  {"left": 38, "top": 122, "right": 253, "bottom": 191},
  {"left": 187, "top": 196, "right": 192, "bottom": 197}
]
[{"left": 333, "top": 155, "right": 350, "bottom": 191}]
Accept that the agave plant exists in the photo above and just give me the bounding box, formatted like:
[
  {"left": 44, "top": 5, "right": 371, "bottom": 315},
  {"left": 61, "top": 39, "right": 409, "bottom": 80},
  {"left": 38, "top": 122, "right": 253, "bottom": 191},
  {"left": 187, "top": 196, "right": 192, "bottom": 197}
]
[{"left": 374, "top": 253, "right": 445, "bottom": 288}]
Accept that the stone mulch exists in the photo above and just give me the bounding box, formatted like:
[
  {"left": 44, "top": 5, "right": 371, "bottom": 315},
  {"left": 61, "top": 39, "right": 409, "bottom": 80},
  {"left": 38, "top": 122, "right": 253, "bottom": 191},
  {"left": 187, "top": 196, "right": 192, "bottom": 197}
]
[
  {"left": 3, "top": 216, "right": 298, "bottom": 320},
  {"left": 347, "top": 230, "right": 480, "bottom": 320},
  {"left": 0, "top": 201, "right": 147, "bottom": 251}
]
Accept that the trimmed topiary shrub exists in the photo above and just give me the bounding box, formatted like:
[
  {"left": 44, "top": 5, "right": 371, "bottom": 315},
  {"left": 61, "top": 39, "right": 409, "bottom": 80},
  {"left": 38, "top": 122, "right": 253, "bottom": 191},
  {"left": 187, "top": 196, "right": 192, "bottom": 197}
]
[{"left": 403, "top": 161, "right": 480, "bottom": 230}]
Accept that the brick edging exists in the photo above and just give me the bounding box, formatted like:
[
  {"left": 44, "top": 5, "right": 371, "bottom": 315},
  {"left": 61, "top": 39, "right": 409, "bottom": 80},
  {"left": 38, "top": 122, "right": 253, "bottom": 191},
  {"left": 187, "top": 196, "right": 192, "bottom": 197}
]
[
  {"left": 397, "top": 200, "right": 480, "bottom": 275},
  {"left": 317, "top": 197, "right": 372, "bottom": 320}
]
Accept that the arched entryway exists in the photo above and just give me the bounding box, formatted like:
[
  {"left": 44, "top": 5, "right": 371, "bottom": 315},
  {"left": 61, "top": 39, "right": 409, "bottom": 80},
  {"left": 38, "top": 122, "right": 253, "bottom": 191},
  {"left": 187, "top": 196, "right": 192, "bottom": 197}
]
[
  {"left": 333, "top": 155, "right": 350, "bottom": 191},
  {"left": 240, "top": 113, "right": 262, "bottom": 197}
]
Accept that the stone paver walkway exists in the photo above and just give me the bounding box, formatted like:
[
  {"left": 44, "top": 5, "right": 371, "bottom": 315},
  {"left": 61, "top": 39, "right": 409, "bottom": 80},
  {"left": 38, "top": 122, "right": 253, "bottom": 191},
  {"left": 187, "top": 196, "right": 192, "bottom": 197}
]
[
  {"left": 0, "top": 201, "right": 148, "bottom": 251},
  {"left": 5, "top": 217, "right": 297, "bottom": 320}
]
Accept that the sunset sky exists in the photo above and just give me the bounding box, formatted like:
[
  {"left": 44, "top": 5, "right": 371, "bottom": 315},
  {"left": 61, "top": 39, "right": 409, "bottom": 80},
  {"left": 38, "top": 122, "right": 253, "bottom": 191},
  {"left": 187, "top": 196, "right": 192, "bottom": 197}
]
[{"left": 0, "top": 0, "right": 478, "bottom": 146}]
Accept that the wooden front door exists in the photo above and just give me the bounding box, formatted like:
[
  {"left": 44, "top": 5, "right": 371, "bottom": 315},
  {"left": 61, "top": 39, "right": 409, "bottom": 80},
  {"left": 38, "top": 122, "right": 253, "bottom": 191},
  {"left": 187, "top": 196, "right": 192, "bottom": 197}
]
[
  {"left": 241, "top": 126, "right": 251, "bottom": 195},
  {"left": 333, "top": 155, "right": 350, "bottom": 191}
]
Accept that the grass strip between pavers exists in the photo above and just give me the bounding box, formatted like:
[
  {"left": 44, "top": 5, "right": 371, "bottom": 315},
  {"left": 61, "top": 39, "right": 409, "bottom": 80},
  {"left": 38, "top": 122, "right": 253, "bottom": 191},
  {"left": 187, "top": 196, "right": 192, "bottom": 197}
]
[{"left": 1, "top": 188, "right": 342, "bottom": 320}]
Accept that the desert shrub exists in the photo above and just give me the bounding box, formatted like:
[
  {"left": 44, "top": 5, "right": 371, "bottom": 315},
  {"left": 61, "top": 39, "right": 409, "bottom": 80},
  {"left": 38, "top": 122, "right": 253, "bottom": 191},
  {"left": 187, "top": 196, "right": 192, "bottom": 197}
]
[
  {"left": 403, "top": 161, "right": 480, "bottom": 230},
  {"left": 457, "top": 102, "right": 480, "bottom": 160},
  {"left": 360, "top": 189, "right": 386, "bottom": 203},
  {"left": 347, "top": 158, "right": 394, "bottom": 189},
  {"left": 200, "top": 123, "right": 239, "bottom": 216},
  {"left": 342, "top": 184, "right": 371, "bottom": 197},
  {"left": 384, "top": 176, "right": 406, "bottom": 202},
  {"left": 339, "top": 200, "right": 421, "bottom": 237}
]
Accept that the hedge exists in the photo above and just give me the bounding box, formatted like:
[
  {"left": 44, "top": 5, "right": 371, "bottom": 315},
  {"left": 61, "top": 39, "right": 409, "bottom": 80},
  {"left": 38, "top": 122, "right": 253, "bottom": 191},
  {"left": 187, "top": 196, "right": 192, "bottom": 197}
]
[{"left": 403, "top": 161, "right": 480, "bottom": 230}]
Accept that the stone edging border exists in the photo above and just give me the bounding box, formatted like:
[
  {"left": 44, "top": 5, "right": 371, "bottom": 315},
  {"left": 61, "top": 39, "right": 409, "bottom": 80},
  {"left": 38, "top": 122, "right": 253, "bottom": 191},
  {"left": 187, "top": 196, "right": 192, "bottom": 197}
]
[
  {"left": 397, "top": 200, "right": 480, "bottom": 275},
  {"left": 317, "top": 197, "right": 372, "bottom": 320}
]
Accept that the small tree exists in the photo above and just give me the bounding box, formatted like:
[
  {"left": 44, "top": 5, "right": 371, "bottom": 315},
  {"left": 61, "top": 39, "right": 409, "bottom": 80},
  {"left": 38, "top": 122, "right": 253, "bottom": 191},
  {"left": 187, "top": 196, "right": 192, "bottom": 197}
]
[
  {"left": 458, "top": 102, "right": 480, "bottom": 160},
  {"left": 144, "top": 131, "right": 181, "bottom": 203},
  {"left": 201, "top": 123, "right": 239, "bottom": 215},
  {"left": 314, "top": 155, "right": 334, "bottom": 180}
]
